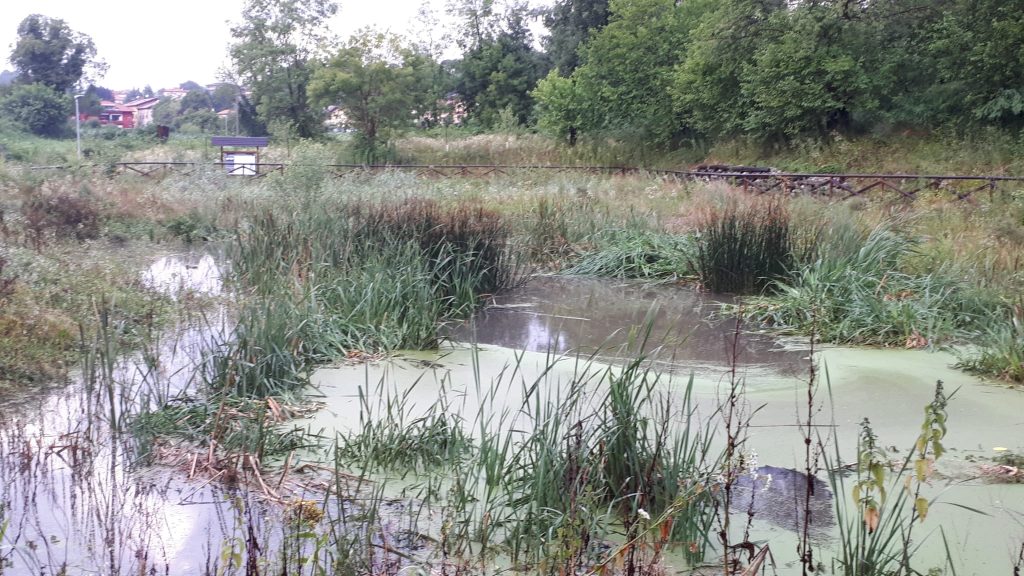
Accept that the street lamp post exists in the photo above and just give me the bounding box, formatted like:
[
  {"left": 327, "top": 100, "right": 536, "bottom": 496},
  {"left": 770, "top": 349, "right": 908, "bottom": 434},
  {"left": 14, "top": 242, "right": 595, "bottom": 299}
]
[{"left": 74, "top": 94, "right": 83, "bottom": 160}]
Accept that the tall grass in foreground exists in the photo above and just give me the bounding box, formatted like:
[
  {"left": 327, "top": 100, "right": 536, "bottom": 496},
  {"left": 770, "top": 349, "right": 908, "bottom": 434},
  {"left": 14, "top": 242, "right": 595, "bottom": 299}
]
[
  {"left": 828, "top": 383, "right": 957, "bottom": 576},
  {"left": 328, "top": 339, "right": 722, "bottom": 574}
]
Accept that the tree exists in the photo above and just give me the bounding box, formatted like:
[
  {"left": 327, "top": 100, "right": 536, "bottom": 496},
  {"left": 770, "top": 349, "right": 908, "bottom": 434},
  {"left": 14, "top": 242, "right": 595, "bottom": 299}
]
[
  {"left": 310, "top": 30, "right": 433, "bottom": 162},
  {"left": 542, "top": 0, "right": 610, "bottom": 75},
  {"left": 672, "top": 0, "right": 785, "bottom": 139},
  {"left": 229, "top": 0, "right": 337, "bottom": 138},
  {"left": 180, "top": 89, "right": 213, "bottom": 114},
  {"left": 10, "top": 15, "right": 107, "bottom": 93},
  {"left": 450, "top": 0, "right": 549, "bottom": 127},
  {"left": 925, "top": 0, "right": 1024, "bottom": 127},
  {"left": 210, "top": 84, "right": 241, "bottom": 112},
  {"left": 736, "top": 4, "right": 875, "bottom": 139},
  {"left": 0, "top": 83, "right": 69, "bottom": 136},
  {"left": 125, "top": 86, "right": 155, "bottom": 102},
  {"left": 78, "top": 84, "right": 113, "bottom": 116},
  {"left": 536, "top": 0, "right": 701, "bottom": 146},
  {"left": 532, "top": 69, "right": 583, "bottom": 144}
]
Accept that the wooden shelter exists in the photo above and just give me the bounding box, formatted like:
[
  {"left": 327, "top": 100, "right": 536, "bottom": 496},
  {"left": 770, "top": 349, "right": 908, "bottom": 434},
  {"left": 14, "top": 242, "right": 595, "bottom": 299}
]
[{"left": 211, "top": 136, "right": 269, "bottom": 175}]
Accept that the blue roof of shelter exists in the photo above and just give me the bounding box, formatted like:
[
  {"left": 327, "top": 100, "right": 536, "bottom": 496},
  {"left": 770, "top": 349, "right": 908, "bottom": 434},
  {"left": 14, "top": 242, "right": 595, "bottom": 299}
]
[{"left": 211, "top": 136, "right": 269, "bottom": 147}]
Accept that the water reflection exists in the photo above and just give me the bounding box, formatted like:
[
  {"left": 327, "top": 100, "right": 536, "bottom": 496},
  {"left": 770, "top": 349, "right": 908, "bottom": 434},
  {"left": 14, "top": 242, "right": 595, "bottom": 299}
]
[
  {"left": 451, "top": 276, "right": 810, "bottom": 376},
  {"left": 142, "top": 253, "right": 225, "bottom": 299},
  {"left": 0, "top": 251, "right": 235, "bottom": 575}
]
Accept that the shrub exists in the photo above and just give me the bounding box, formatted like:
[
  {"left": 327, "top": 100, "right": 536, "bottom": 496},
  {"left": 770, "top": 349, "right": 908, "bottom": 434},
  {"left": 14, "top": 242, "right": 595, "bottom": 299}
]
[
  {"left": 0, "top": 83, "right": 69, "bottom": 137},
  {"left": 22, "top": 188, "right": 101, "bottom": 244}
]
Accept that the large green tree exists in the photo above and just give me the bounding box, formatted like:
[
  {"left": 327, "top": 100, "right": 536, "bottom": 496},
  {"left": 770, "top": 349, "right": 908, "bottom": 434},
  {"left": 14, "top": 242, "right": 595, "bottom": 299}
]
[
  {"left": 450, "top": 0, "right": 549, "bottom": 127},
  {"left": 535, "top": 0, "right": 703, "bottom": 146},
  {"left": 542, "top": 0, "right": 610, "bottom": 75},
  {"left": 925, "top": 0, "right": 1024, "bottom": 127},
  {"left": 310, "top": 31, "right": 433, "bottom": 162},
  {"left": 10, "top": 15, "right": 106, "bottom": 93},
  {"left": 228, "top": 0, "right": 337, "bottom": 138}
]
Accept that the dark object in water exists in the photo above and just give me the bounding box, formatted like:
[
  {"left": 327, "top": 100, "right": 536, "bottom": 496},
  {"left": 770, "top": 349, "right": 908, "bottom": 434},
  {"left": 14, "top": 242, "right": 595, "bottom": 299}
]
[{"left": 731, "top": 465, "right": 835, "bottom": 539}]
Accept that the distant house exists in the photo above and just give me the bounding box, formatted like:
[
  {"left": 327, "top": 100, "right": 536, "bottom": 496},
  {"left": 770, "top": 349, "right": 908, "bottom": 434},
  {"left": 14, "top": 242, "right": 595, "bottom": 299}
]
[
  {"left": 124, "top": 97, "right": 160, "bottom": 127},
  {"left": 78, "top": 97, "right": 161, "bottom": 129}
]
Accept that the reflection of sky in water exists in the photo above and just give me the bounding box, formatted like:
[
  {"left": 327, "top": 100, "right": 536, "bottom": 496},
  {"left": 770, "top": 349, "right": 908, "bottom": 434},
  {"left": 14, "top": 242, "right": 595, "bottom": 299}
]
[
  {"left": 451, "top": 276, "right": 810, "bottom": 377},
  {"left": 142, "top": 253, "right": 223, "bottom": 298},
  {"left": 0, "top": 252, "right": 236, "bottom": 573}
]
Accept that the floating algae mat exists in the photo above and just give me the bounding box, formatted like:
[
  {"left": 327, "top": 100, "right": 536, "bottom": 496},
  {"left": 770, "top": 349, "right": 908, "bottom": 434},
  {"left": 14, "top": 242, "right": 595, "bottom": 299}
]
[{"left": 305, "top": 277, "right": 1024, "bottom": 575}]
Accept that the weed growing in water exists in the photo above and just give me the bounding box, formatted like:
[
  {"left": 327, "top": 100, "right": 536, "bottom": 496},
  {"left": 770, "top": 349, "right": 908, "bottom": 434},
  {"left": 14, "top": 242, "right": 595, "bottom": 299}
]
[
  {"left": 957, "top": 303, "right": 1024, "bottom": 383},
  {"left": 829, "top": 381, "right": 956, "bottom": 576},
  {"left": 746, "top": 223, "right": 988, "bottom": 347},
  {"left": 564, "top": 226, "right": 696, "bottom": 280}
]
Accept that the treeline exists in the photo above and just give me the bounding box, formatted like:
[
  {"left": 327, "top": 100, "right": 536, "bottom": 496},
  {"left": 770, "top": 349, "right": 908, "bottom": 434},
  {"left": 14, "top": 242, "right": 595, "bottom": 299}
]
[
  {"left": 536, "top": 0, "right": 1024, "bottom": 146},
  {"left": 3, "top": 1, "right": 1023, "bottom": 154},
  {"left": 223, "top": 0, "right": 1024, "bottom": 156}
]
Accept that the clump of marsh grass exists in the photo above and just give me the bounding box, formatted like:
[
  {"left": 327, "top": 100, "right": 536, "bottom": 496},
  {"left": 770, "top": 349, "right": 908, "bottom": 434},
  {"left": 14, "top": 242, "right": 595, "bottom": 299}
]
[
  {"left": 957, "top": 303, "right": 1024, "bottom": 383},
  {"left": 320, "top": 333, "right": 721, "bottom": 575},
  {"left": 336, "top": 379, "right": 474, "bottom": 474},
  {"left": 746, "top": 223, "right": 988, "bottom": 347},
  {"left": 565, "top": 226, "right": 695, "bottom": 279},
  {"left": 693, "top": 199, "right": 794, "bottom": 294}
]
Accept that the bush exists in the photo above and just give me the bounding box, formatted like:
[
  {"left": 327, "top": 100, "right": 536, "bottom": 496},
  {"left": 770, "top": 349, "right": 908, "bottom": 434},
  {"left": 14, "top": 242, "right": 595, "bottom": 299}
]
[
  {"left": 0, "top": 83, "right": 69, "bottom": 137},
  {"left": 22, "top": 187, "right": 101, "bottom": 244}
]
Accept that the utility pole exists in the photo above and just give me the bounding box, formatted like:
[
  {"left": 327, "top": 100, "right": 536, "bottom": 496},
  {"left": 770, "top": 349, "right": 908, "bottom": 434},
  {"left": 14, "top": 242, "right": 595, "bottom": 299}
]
[{"left": 74, "top": 94, "right": 83, "bottom": 160}]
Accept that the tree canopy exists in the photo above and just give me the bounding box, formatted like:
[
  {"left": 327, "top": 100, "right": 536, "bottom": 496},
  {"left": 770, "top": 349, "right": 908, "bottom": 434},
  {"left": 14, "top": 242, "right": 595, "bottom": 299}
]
[
  {"left": 10, "top": 15, "right": 106, "bottom": 94},
  {"left": 228, "top": 0, "right": 338, "bottom": 138},
  {"left": 310, "top": 30, "right": 434, "bottom": 162},
  {"left": 0, "top": 83, "right": 69, "bottom": 137},
  {"left": 534, "top": 0, "right": 1024, "bottom": 147},
  {"left": 449, "top": 0, "right": 549, "bottom": 127}
]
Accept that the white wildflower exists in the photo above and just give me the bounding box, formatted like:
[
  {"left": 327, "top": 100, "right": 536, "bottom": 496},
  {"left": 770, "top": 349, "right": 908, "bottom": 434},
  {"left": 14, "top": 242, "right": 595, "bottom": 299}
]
[{"left": 637, "top": 508, "right": 651, "bottom": 521}]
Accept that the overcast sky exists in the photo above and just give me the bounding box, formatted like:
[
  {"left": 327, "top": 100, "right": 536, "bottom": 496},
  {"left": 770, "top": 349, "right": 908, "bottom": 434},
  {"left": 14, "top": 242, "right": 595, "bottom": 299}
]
[{"left": 0, "top": 0, "right": 549, "bottom": 90}]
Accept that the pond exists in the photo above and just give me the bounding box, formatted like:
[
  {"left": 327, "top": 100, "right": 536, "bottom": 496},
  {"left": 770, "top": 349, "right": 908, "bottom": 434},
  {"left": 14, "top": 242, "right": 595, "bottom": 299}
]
[{"left": 1, "top": 259, "right": 1022, "bottom": 575}]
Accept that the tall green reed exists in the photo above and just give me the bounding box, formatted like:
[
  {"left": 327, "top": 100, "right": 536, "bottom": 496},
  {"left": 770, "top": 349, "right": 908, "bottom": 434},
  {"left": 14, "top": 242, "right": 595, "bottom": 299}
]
[{"left": 693, "top": 200, "right": 794, "bottom": 294}]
